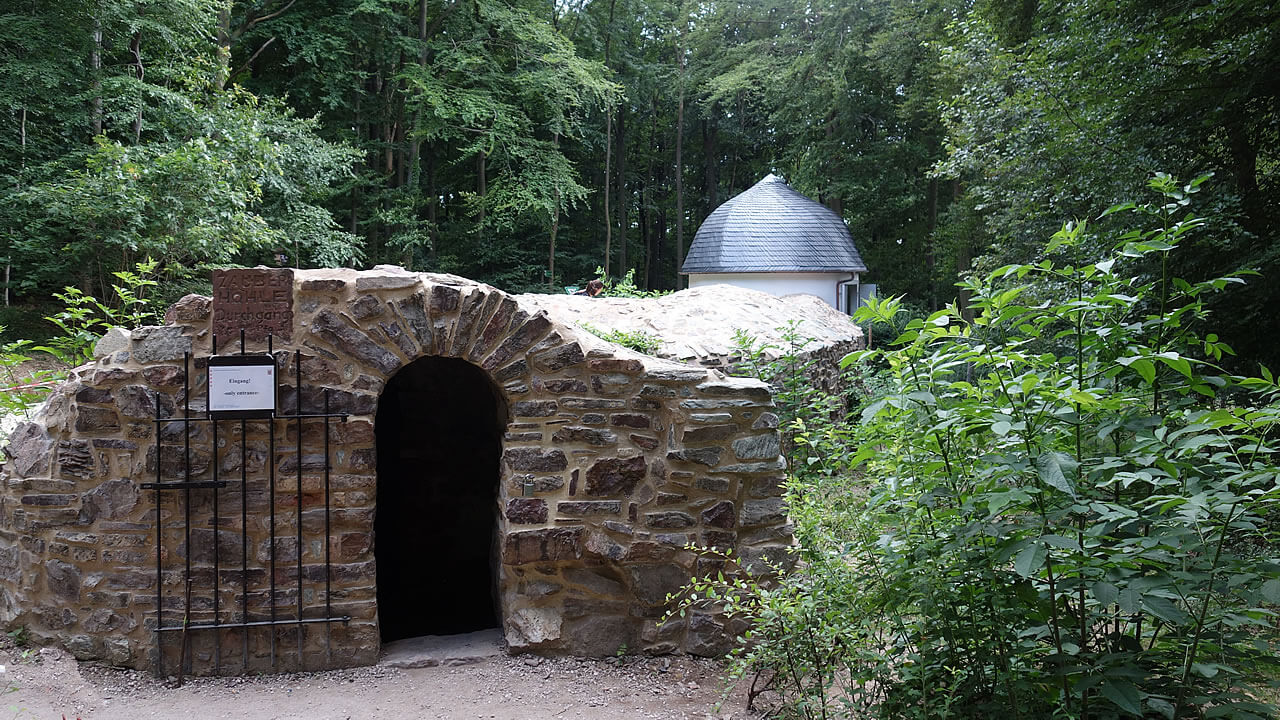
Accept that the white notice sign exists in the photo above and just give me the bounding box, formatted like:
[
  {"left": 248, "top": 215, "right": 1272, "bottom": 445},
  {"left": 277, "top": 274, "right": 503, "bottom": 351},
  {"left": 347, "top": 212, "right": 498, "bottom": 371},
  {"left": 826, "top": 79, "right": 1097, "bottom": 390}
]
[{"left": 208, "top": 362, "right": 277, "bottom": 416}]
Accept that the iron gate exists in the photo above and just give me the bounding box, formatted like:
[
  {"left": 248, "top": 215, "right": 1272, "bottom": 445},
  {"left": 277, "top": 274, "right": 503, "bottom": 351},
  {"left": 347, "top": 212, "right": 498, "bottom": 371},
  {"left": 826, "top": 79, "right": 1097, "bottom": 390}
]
[{"left": 144, "top": 331, "right": 351, "bottom": 679}]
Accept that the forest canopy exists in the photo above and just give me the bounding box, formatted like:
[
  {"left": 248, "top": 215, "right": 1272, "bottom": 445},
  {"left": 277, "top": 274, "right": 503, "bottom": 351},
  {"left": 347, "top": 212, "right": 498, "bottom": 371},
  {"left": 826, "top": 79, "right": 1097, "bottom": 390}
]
[{"left": 1, "top": 0, "right": 1276, "bottom": 368}]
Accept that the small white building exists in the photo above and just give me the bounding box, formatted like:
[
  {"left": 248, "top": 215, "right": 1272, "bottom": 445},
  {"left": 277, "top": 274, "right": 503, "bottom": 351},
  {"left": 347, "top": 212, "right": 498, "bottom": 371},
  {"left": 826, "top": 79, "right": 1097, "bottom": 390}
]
[{"left": 681, "top": 174, "right": 868, "bottom": 314}]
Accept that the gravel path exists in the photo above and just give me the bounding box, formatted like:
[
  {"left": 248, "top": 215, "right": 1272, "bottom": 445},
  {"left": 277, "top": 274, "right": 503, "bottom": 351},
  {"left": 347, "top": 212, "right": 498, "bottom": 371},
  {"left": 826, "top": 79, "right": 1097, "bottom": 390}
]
[{"left": 3, "top": 642, "right": 760, "bottom": 720}]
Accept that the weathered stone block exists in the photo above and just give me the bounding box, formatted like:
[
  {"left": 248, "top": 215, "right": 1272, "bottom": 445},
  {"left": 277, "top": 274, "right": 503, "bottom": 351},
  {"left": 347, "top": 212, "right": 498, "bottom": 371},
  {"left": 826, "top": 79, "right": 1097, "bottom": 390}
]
[
  {"left": 610, "top": 413, "right": 650, "bottom": 429},
  {"left": 732, "top": 433, "right": 781, "bottom": 460},
  {"left": 505, "top": 498, "right": 548, "bottom": 524},
  {"left": 503, "top": 527, "right": 582, "bottom": 565},
  {"left": 646, "top": 511, "right": 695, "bottom": 529},
  {"left": 532, "top": 343, "right": 585, "bottom": 372},
  {"left": 46, "top": 559, "right": 81, "bottom": 600},
  {"left": 132, "top": 325, "right": 192, "bottom": 364},
  {"left": 75, "top": 406, "right": 120, "bottom": 432},
  {"left": 627, "top": 564, "right": 690, "bottom": 606},
  {"left": 556, "top": 501, "right": 621, "bottom": 516},
  {"left": 505, "top": 448, "right": 568, "bottom": 472},
  {"left": 551, "top": 427, "right": 617, "bottom": 446},
  {"left": 666, "top": 447, "right": 721, "bottom": 467},
  {"left": 512, "top": 400, "right": 558, "bottom": 418},
  {"left": 682, "top": 424, "right": 737, "bottom": 443},
  {"left": 584, "top": 455, "right": 646, "bottom": 496},
  {"left": 309, "top": 310, "right": 401, "bottom": 375},
  {"left": 350, "top": 294, "right": 384, "bottom": 320},
  {"left": 5, "top": 422, "right": 52, "bottom": 478},
  {"left": 740, "top": 498, "right": 788, "bottom": 526},
  {"left": 700, "top": 501, "right": 736, "bottom": 529}
]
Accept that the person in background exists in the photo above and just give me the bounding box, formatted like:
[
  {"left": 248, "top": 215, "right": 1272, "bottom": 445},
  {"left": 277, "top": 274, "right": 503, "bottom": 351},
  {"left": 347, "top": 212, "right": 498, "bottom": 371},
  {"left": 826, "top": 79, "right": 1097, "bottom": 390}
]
[{"left": 574, "top": 279, "right": 604, "bottom": 297}]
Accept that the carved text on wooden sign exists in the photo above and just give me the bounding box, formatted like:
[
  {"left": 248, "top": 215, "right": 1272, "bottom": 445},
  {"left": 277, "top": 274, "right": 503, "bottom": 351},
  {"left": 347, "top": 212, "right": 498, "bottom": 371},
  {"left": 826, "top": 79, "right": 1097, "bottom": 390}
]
[{"left": 211, "top": 268, "right": 294, "bottom": 341}]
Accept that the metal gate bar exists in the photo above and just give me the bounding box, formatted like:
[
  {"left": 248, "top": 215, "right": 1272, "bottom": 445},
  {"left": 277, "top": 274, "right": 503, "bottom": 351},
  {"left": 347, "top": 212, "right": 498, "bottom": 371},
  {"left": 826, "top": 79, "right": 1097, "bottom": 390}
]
[{"left": 145, "top": 332, "right": 350, "bottom": 680}]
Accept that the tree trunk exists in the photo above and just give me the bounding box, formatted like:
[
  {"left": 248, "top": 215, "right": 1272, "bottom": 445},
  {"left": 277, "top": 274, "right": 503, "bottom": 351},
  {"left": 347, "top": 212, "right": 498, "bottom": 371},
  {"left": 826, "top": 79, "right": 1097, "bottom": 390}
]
[
  {"left": 426, "top": 149, "right": 438, "bottom": 267},
  {"left": 674, "top": 41, "right": 685, "bottom": 288},
  {"left": 703, "top": 113, "right": 718, "bottom": 217},
  {"left": 601, "top": 0, "right": 617, "bottom": 276},
  {"left": 603, "top": 111, "right": 613, "bottom": 276},
  {"left": 477, "top": 151, "right": 487, "bottom": 241},
  {"left": 130, "top": 30, "right": 144, "bottom": 143},
  {"left": 927, "top": 177, "right": 938, "bottom": 311},
  {"left": 616, "top": 108, "right": 627, "bottom": 275},
  {"left": 90, "top": 16, "right": 102, "bottom": 137},
  {"left": 407, "top": 0, "right": 429, "bottom": 188},
  {"left": 549, "top": 134, "right": 561, "bottom": 290}
]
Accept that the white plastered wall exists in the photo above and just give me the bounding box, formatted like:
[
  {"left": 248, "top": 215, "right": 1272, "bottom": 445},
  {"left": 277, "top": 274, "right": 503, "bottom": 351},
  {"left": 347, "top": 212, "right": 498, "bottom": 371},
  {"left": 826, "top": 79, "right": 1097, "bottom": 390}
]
[{"left": 687, "top": 272, "right": 860, "bottom": 313}]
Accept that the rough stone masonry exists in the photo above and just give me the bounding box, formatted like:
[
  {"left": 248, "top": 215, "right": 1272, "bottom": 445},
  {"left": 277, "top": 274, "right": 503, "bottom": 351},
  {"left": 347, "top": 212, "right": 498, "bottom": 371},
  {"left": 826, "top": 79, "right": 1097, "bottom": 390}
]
[{"left": 0, "top": 267, "right": 795, "bottom": 673}]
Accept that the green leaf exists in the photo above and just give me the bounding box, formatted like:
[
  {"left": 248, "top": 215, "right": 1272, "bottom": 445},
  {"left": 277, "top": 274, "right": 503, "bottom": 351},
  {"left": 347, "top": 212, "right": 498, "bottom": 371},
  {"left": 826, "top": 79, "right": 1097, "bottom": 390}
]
[
  {"left": 1118, "top": 356, "right": 1156, "bottom": 384},
  {"left": 1014, "top": 542, "right": 1046, "bottom": 578},
  {"left": 992, "top": 420, "right": 1012, "bottom": 436},
  {"left": 1142, "top": 596, "right": 1190, "bottom": 624},
  {"left": 1091, "top": 581, "right": 1119, "bottom": 606},
  {"left": 1260, "top": 579, "right": 1280, "bottom": 604},
  {"left": 1101, "top": 679, "right": 1144, "bottom": 716},
  {"left": 1036, "top": 452, "right": 1079, "bottom": 498}
]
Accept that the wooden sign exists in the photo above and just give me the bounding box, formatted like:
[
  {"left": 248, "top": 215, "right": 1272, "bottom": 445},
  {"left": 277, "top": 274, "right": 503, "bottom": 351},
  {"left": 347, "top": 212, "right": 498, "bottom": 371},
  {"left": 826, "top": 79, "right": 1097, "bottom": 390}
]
[{"left": 212, "top": 268, "right": 294, "bottom": 341}]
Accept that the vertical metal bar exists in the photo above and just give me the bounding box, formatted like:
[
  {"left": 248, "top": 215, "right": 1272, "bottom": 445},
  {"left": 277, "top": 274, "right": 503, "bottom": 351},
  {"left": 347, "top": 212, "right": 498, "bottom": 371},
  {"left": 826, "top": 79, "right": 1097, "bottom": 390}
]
[
  {"left": 154, "top": 392, "right": 163, "bottom": 677},
  {"left": 295, "top": 348, "right": 303, "bottom": 670},
  {"left": 268, "top": 334, "right": 276, "bottom": 668},
  {"left": 323, "top": 389, "right": 332, "bottom": 666},
  {"left": 182, "top": 351, "right": 192, "bottom": 678},
  {"left": 239, "top": 329, "right": 248, "bottom": 673},
  {"left": 211, "top": 335, "right": 220, "bottom": 674}
]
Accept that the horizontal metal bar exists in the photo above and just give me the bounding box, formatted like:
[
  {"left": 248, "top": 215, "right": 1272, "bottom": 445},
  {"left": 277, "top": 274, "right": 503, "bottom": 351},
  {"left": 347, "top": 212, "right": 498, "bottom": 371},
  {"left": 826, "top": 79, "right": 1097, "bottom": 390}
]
[
  {"left": 152, "top": 413, "right": 349, "bottom": 424},
  {"left": 156, "top": 616, "right": 351, "bottom": 633},
  {"left": 141, "top": 481, "right": 232, "bottom": 490}
]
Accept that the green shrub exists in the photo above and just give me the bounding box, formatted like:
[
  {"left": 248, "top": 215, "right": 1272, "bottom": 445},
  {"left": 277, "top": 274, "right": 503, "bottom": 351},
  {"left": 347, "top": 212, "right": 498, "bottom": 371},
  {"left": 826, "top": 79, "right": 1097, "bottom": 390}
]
[
  {"left": 578, "top": 322, "right": 662, "bottom": 355},
  {"left": 676, "top": 175, "right": 1280, "bottom": 720}
]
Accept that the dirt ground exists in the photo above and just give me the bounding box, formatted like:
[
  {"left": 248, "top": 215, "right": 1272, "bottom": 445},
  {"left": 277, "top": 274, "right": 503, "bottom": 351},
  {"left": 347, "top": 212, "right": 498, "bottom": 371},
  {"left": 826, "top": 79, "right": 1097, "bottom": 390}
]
[{"left": 1, "top": 641, "right": 762, "bottom": 720}]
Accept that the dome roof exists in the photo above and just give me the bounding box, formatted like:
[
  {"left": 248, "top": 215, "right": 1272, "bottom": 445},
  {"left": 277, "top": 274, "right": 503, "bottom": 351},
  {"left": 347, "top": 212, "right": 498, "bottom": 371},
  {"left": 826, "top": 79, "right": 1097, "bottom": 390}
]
[{"left": 681, "top": 174, "right": 867, "bottom": 274}]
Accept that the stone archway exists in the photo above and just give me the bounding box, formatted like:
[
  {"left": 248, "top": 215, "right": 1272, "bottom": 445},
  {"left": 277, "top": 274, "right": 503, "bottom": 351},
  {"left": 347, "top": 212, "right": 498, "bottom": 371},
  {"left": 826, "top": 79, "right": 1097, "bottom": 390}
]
[
  {"left": 0, "top": 266, "right": 797, "bottom": 672},
  {"left": 374, "top": 355, "right": 507, "bottom": 641}
]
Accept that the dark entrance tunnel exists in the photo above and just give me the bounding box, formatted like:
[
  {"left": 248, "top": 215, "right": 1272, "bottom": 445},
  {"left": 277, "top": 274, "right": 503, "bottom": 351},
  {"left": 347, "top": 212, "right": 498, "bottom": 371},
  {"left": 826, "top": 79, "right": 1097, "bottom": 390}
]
[{"left": 375, "top": 356, "right": 507, "bottom": 642}]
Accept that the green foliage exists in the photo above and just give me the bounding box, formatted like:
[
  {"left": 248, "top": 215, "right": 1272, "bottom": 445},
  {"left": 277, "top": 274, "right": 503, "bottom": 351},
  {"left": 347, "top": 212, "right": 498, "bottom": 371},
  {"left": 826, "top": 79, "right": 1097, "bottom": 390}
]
[
  {"left": 38, "top": 260, "right": 161, "bottom": 366},
  {"left": 593, "top": 267, "right": 671, "bottom": 298},
  {"left": 578, "top": 322, "right": 661, "bottom": 356},
  {"left": 676, "top": 180, "right": 1280, "bottom": 719}
]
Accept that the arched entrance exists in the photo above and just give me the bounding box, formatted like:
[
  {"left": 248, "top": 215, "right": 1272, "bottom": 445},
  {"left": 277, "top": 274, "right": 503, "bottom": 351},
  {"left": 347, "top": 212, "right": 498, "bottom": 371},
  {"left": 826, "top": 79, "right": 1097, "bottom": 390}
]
[{"left": 374, "top": 356, "right": 507, "bottom": 642}]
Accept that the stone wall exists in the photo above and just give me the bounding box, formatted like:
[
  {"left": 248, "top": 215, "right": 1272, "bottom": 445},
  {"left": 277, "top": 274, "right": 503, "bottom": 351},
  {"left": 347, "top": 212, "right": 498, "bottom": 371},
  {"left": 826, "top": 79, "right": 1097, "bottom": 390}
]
[{"left": 0, "top": 267, "right": 793, "bottom": 672}]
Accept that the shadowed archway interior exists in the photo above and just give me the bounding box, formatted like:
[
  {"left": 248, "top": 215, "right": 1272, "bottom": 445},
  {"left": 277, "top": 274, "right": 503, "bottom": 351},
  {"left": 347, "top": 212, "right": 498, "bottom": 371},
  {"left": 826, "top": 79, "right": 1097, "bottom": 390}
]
[{"left": 374, "top": 356, "right": 507, "bottom": 642}]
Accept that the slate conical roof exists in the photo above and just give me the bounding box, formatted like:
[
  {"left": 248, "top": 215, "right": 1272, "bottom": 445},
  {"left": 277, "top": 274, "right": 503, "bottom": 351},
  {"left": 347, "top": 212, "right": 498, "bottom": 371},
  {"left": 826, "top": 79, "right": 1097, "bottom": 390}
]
[{"left": 682, "top": 174, "right": 867, "bottom": 274}]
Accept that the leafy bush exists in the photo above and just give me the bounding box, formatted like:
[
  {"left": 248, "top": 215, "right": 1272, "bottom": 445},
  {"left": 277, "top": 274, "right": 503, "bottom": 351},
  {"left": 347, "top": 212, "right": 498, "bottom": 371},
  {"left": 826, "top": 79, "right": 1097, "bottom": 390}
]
[
  {"left": 593, "top": 267, "right": 672, "bottom": 298},
  {"left": 578, "top": 322, "right": 662, "bottom": 355},
  {"left": 39, "top": 259, "right": 160, "bottom": 365},
  {"left": 677, "top": 176, "right": 1280, "bottom": 719}
]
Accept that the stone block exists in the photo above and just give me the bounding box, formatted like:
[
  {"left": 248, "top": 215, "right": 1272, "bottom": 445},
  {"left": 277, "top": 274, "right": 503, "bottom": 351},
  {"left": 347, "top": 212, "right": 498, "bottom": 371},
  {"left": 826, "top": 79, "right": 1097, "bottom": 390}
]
[
  {"left": 681, "top": 424, "right": 737, "bottom": 443},
  {"left": 700, "top": 501, "right": 736, "bottom": 529},
  {"left": 556, "top": 501, "right": 621, "bottom": 517},
  {"left": 503, "top": 527, "right": 582, "bottom": 565},
  {"left": 512, "top": 400, "right": 558, "bottom": 418},
  {"left": 627, "top": 564, "right": 690, "bottom": 606},
  {"left": 5, "top": 422, "right": 52, "bottom": 478},
  {"left": 584, "top": 455, "right": 646, "bottom": 496},
  {"left": 646, "top": 511, "right": 695, "bottom": 529},
  {"left": 163, "top": 294, "right": 212, "bottom": 325},
  {"left": 75, "top": 406, "right": 120, "bottom": 432},
  {"left": 505, "top": 448, "right": 568, "bottom": 472},
  {"left": 309, "top": 309, "right": 401, "bottom": 375},
  {"left": 132, "top": 326, "right": 191, "bottom": 364},
  {"left": 732, "top": 433, "right": 781, "bottom": 460},
  {"left": 666, "top": 447, "right": 721, "bottom": 467},
  {"left": 505, "top": 498, "right": 548, "bottom": 524},
  {"left": 740, "top": 498, "right": 788, "bottom": 526},
  {"left": 551, "top": 427, "right": 617, "bottom": 446},
  {"left": 46, "top": 559, "right": 81, "bottom": 600}
]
